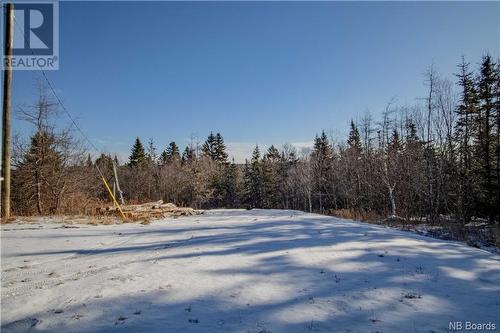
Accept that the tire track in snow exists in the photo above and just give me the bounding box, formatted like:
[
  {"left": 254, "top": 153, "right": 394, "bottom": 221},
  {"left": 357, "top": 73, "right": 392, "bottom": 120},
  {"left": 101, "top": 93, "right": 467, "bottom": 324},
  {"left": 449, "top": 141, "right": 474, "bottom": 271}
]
[
  {"left": 1, "top": 230, "right": 142, "bottom": 281},
  {"left": 1, "top": 233, "right": 195, "bottom": 298}
]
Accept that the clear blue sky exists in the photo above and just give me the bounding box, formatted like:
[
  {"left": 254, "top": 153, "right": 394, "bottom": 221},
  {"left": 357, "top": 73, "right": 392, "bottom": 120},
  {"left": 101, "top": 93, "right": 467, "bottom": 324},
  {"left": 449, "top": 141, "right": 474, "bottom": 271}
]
[{"left": 9, "top": 1, "right": 500, "bottom": 162}]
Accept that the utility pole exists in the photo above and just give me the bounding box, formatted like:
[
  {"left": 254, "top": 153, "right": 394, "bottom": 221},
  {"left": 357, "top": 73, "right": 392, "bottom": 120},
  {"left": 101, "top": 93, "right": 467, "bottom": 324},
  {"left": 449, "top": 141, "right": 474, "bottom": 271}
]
[
  {"left": 112, "top": 160, "right": 125, "bottom": 205},
  {"left": 1, "top": 3, "right": 14, "bottom": 219}
]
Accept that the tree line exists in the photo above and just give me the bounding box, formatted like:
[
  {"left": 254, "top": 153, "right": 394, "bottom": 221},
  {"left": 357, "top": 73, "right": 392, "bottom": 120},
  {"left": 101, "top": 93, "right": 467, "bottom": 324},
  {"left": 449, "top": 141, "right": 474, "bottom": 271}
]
[{"left": 11, "top": 54, "right": 500, "bottom": 224}]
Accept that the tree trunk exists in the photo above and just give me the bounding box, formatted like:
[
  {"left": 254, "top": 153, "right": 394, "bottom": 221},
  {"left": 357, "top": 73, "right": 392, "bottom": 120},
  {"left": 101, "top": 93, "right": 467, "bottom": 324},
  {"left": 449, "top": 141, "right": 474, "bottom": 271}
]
[
  {"left": 308, "top": 192, "right": 312, "bottom": 213},
  {"left": 36, "top": 180, "right": 42, "bottom": 214},
  {"left": 388, "top": 185, "right": 396, "bottom": 217}
]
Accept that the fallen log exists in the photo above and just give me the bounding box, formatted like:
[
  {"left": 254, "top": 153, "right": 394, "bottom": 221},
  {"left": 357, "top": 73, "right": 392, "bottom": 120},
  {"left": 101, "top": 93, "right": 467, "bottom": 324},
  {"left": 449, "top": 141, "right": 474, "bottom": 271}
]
[{"left": 98, "top": 200, "right": 200, "bottom": 221}]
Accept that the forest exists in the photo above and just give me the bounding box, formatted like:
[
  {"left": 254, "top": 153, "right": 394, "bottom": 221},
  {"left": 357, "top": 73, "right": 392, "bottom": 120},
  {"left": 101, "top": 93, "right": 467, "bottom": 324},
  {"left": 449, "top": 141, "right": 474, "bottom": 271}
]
[{"left": 11, "top": 54, "right": 500, "bottom": 226}]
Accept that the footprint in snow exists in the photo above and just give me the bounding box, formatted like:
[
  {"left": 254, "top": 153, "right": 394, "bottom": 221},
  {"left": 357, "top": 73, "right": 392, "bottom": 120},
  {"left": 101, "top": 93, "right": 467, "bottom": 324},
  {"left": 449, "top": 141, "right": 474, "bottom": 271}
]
[{"left": 115, "top": 316, "right": 128, "bottom": 325}]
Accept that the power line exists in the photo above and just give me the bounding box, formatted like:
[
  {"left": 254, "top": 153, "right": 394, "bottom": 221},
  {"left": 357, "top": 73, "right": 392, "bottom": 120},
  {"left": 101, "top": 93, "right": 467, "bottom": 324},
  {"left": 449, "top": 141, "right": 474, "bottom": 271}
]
[
  {"left": 12, "top": 16, "right": 106, "bottom": 178},
  {"left": 10, "top": 10, "right": 126, "bottom": 217}
]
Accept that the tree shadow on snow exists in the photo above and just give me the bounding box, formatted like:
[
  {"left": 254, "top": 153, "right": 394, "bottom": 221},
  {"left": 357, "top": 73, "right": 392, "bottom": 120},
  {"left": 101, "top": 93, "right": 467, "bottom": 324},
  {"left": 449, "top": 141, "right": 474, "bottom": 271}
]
[{"left": 2, "top": 209, "right": 500, "bottom": 332}]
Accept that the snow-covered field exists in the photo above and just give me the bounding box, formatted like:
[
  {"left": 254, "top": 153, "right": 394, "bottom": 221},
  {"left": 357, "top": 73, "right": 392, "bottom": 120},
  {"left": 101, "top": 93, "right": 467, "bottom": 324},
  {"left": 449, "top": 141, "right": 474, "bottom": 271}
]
[{"left": 1, "top": 209, "right": 499, "bottom": 333}]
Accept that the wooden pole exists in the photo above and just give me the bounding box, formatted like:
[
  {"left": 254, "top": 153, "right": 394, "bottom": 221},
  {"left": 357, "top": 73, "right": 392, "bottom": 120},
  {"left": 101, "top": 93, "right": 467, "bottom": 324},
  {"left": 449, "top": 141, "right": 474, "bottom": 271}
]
[
  {"left": 113, "top": 181, "right": 116, "bottom": 204},
  {"left": 1, "top": 3, "right": 14, "bottom": 219},
  {"left": 112, "top": 159, "right": 125, "bottom": 205},
  {"left": 101, "top": 175, "right": 126, "bottom": 219}
]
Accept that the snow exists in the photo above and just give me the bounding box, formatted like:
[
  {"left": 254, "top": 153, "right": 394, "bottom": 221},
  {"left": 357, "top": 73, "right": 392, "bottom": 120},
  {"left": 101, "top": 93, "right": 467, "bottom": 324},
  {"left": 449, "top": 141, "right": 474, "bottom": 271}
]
[{"left": 1, "top": 209, "right": 499, "bottom": 333}]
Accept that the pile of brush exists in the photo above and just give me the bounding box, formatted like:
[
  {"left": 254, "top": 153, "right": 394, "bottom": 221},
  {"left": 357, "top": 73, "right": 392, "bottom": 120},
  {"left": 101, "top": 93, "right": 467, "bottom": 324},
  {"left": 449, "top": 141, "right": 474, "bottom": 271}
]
[{"left": 98, "top": 200, "right": 200, "bottom": 221}]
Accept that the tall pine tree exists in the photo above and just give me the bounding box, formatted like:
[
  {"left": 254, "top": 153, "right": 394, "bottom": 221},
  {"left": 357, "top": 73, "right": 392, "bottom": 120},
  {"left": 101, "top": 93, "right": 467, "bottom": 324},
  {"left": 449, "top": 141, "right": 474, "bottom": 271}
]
[
  {"left": 213, "top": 133, "right": 228, "bottom": 163},
  {"left": 455, "top": 58, "right": 479, "bottom": 221},
  {"left": 202, "top": 132, "right": 216, "bottom": 159},
  {"left": 347, "top": 120, "right": 362, "bottom": 153},
  {"left": 477, "top": 55, "right": 497, "bottom": 221},
  {"left": 311, "top": 131, "right": 333, "bottom": 211},
  {"left": 129, "top": 137, "right": 147, "bottom": 167}
]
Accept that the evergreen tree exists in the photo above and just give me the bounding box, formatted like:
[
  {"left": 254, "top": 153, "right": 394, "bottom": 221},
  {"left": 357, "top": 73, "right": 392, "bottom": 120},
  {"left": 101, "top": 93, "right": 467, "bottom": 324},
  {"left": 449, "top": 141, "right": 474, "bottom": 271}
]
[
  {"left": 242, "top": 159, "right": 252, "bottom": 208},
  {"left": 344, "top": 121, "right": 363, "bottom": 209},
  {"left": 160, "top": 151, "right": 168, "bottom": 165},
  {"left": 455, "top": 58, "right": 479, "bottom": 221},
  {"left": 401, "top": 120, "right": 426, "bottom": 219},
  {"left": 198, "top": 133, "right": 228, "bottom": 206},
  {"left": 495, "top": 60, "right": 500, "bottom": 222},
  {"left": 311, "top": 131, "right": 333, "bottom": 211},
  {"left": 477, "top": 55, "right": 497, "bottom": 221},
  {"left": 313, "top": 131, "right": 332, "bottom": 158},
  {"left": 224, "top": 160, "right": 239, "bottom": 207},
  {"left": 262, "top": 145, "right": 281, "bottom": 208},
  {"left": 406, "top": 120, "right": 420, "bottom": 143},
  {"left": 202, "top": 132, "right": 228, "bottom": 162},
  {"left": 265, "top": 145, "right": 281, "bottom": 161},
  {"left": 244, "top": 145, "right": 263, "bottom": 208},
  {"left": 182, "top": 146, "right": 195, "bottom": 163},
  {"left": 167, "top": 141, "right": 180, "bottom": 160},
  {"left": 389, "top": 129, "right": 401, "bottom": 153},
  {"left": 347, "top": 120, "right": 362, "bottom": 153},
  {"left": 161, "top": 141, "right": 180, "bottom": 164},
  {"left": 202, "top": 132, "right": 216, "bottom": 159},
  {"left": 213, "top": 133, "right": 228, "bottom": 163},
  {"left": 14, "top": 131, "right": 63, "bottom": 214},
  {"left": 129, "top": 137, "right": 146, "bottom": 167}
]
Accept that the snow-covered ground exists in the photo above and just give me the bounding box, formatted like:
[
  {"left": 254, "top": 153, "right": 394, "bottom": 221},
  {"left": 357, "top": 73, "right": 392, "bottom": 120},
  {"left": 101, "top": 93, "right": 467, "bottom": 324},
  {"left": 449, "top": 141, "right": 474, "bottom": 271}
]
[{"left": 1, "top": 209, "right": 499, "bottom": 333}]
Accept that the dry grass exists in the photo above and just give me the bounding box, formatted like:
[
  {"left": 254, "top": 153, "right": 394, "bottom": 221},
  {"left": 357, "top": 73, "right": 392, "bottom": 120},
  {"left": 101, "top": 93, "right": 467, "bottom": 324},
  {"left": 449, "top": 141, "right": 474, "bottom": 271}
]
[
  {"left": 0, "top": 217, "right": 17, "bottom": 225},
  {"left": 327, "top": 208, "right": 383, "bottom": 222},
  {"left": 2, "top": 215, "right": 122, "bottom": 226},
  {"left": 327, "top": 209, "right": 499, "bottom": 250},
  {"left": 2, "top": 201, "right": 200, "bottom": 226}
]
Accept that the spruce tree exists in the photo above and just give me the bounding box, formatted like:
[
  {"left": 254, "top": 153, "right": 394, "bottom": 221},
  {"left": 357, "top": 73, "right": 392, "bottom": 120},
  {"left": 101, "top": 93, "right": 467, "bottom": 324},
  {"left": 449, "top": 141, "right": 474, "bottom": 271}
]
[
  {"left": 224, "top": 160, "right": 239, "bottom": 207},
  {"left": 242, "top": 159, "right": 253, "bottom": 208},
  {"left": 311, "top": 131, "right": 333, "bottom": 211},
  {"left": 129, "top": 137, "right": 146, "bottom": 167},
  {"left": 477, "top": 55, "right": 497, "bottom": 221},
  {"left": 495, "top": 60, "right": 500, "bottom": 222},
  {"left": 202, "top": 132, "right": 216, "bottom": 159},
  {"left": 14, "top": 131, "right": 63, "bottom": 214},
  {"left": 213, "top": 133, "right": 228, "bottom": 163},
  {"left": 262, "top": 145, "right": 281, "bottom": 208},
  {"left": 455, "top": 58, "right": 479, "bottom": 221},
  {"left": 248, "top": 145, "right": 263, "bottom": 208},
  {"left": 161, "top": 141, "right": 180, "bottom": 164},
  {"left": 202, "top": 132, "right": 228, "bottom": 162},
  {"left": 182, "top": 146, "right": 195, "bottom": 163},
  {"left": 265, "top": 145, "right": 281, "bottom": 162},
  {"left": 347, "top": 120, "right": 362, "bottom": 153},
  {"left": 168, "top": 141, "right": 180, "bottom": 159}
]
